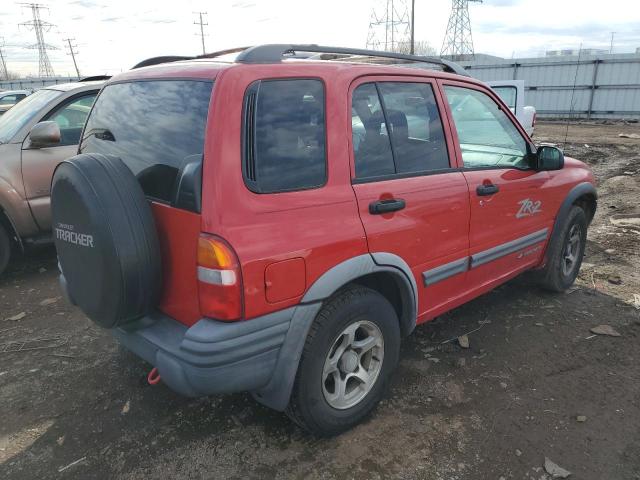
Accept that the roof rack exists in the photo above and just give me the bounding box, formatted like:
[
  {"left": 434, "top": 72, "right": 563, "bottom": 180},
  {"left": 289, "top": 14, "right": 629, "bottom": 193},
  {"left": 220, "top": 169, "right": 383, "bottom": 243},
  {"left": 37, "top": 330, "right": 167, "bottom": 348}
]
[
  {"left": 132, "top": 56, "right": 194, "bottom": 70},
  {"left": 132, "top": 48, "right": 251, "bottom": 70},
  {"left": 131, "top": 44, "right": 469, "bottom": 77},
  {"left": 78, "top": 75, "right": 111, "bottom": 82},
  {"left": 235, "top": 44, "right": 469, "bottom": 77}
]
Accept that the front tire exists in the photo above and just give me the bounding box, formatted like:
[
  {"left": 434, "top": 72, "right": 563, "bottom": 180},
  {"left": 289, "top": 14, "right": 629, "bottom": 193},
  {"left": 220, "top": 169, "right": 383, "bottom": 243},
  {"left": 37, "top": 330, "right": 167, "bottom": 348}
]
[
  {"left": 0, "top": 224, "right": 11, "bottom": 276},
  {"left": 286, "top": 286, "right": 400, "bottom": 436},
  {"left": 537, "top": 205, "right": 588, "bottom": 292}
]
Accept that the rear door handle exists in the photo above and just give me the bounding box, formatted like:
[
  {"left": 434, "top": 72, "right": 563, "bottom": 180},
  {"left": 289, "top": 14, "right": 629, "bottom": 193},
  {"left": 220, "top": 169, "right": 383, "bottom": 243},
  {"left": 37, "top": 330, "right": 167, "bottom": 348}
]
[
  {"left": 476, "top": 184, "right": 499, "bottom": 196},
  {"left": 369, "top": 198, "right": 406, "bottom": 215}
]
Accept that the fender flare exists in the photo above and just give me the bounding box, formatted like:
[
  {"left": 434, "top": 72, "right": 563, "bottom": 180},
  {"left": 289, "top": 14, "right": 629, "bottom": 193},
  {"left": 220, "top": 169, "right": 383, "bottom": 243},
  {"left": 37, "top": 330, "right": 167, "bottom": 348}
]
[
  {"left": 545, "top": 182, "right": 597, "bottom": 262},
  {"left": 302, "top": 253, "right": 417, "bottom": 335},
  {"left": 252, "top": 253, "right": 418, "bottom": 411}
]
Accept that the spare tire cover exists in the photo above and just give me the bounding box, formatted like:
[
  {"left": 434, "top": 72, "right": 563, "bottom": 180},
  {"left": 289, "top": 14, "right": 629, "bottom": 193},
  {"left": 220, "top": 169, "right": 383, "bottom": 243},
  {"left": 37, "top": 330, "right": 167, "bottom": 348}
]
[{"left": 51, "top": 153, "right": 161, "bottom": 328}]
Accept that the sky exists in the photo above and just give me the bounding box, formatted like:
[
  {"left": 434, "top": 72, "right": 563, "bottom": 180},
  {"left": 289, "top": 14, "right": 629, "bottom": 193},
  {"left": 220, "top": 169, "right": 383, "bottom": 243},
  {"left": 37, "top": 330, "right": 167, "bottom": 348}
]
[{"left": 0, "top": 0, "right": 639, "bottom": 77}]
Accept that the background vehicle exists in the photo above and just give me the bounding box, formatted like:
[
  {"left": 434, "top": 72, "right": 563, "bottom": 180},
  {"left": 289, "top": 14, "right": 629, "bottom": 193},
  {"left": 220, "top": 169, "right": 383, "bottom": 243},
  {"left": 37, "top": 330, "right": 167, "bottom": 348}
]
[
  {"left": 487, "top": 80, "right": 536, "bottom": 136},
  {"left": 0, "top": 80, "right": 103, "bottom": 275},
  {"left": 51, "top": 45, "right": 596, "bottom": 436},
  {"left": 0, "top": 90, "right": 31, "bottom": 116}
]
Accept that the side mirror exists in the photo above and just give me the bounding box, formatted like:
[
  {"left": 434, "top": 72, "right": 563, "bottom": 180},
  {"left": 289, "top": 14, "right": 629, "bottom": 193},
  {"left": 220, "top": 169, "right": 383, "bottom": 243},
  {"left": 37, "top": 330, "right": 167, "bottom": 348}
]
[
  {"left": 27, "top": 121, "right": 61, "bottom": 149},
  {"left": 535, "top": 145, "right": 564, "bottom": 171}
]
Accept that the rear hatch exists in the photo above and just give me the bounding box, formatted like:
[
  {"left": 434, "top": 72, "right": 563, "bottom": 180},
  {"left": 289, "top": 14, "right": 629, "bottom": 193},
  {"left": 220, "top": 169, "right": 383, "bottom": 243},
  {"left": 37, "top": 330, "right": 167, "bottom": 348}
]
[{"left": 80, "top": 78, "right": 214, "bottom": 326}]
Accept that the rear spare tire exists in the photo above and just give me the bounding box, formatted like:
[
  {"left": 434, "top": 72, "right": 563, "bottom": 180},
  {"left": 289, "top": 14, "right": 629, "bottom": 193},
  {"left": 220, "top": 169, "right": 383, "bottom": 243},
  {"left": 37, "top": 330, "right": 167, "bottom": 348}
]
[{"left": 51, "top": 153, "right": 161, "bottom": 328}]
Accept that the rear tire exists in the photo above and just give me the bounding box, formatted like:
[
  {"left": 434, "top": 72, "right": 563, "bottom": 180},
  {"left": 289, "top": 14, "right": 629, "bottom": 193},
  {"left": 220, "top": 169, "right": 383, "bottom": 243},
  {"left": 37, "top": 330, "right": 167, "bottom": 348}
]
[
  {"left": 286, "top": 286, "right": 400, "bottom": 436},
  {"left": 537, "top": 205, "right": 587, "bottom": 292},
  {"left": 0, "top": 224, "right": 10, "bottom": 276}
]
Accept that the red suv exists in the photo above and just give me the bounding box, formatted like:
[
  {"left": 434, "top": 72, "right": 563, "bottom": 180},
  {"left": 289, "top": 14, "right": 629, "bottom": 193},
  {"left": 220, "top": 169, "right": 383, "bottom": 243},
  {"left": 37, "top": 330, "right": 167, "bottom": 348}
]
[{"left": 51, "top": 45, "right": 597, "bottom": 436}]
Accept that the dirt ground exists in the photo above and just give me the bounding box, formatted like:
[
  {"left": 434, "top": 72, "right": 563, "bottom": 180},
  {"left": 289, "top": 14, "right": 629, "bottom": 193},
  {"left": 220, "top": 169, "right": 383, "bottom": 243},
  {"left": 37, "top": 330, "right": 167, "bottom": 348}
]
[{"left": 1, "top": 121, "right": 639, "bottom": 480}]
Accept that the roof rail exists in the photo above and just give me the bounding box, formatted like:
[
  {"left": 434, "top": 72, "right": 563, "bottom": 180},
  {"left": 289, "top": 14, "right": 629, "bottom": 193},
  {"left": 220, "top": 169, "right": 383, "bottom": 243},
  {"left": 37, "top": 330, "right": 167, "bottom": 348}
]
[
  {"left": 132, "top": 48, "right": 251, "bottom": 70},
  {"left": 132, "top": 56, "right": 194, "bottom": 70},
  {"left": 78, "top": 75, "right": 111, "bottom": 82},
  {"left": 235, "top": 44, "right": 469, "bottom": 77}
]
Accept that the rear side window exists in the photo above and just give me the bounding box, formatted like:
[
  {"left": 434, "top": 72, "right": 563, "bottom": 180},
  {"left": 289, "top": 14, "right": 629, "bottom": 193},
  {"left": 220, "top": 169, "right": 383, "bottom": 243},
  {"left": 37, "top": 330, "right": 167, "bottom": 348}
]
[
  {"left": 243, "top": 79, "right": 326, "bottom": 193},
  {"left": 352, "top": 82, "right": 450, "bottom": 181},
  {"left": 81, "top": 80, "right": 213, "bottom": 205}
]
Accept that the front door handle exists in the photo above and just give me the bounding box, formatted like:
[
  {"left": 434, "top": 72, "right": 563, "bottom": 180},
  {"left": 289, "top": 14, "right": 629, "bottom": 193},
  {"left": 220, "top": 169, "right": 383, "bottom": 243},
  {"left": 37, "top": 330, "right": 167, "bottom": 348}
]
[
  {"left": 369, "top": 198, "right": 406, "bottom": 215},
  {"left": 476, "top": 183, "right": 499, "bottom": 196}
]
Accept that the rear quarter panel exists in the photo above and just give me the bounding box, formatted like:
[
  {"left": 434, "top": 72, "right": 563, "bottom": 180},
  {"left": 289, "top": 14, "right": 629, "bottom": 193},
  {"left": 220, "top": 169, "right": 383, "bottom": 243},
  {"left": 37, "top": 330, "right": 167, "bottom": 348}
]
[{"left": 201, "top": 65, "right": 369, "bottom": 320}]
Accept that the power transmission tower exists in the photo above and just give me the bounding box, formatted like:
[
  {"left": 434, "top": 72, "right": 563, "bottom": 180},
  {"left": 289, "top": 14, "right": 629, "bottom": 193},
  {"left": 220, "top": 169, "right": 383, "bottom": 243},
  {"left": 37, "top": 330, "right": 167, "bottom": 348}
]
[
  {"left": 19, "top": 3, "right": 57, "bottom": 77},
  {"left": 193, "top": 12, "right": 208, "bottom": 55},
  {"left": 0, "top": 38, "right": 8, "bottom": 80},
  {"left": 440, "top": 0, "right": 482, "bottom": 60},
  {"left": 366, "top": 0, "right": 411, "bottom": 52},
  {"left": 63, "top": 37, "right": 80, "bottom": 77}
]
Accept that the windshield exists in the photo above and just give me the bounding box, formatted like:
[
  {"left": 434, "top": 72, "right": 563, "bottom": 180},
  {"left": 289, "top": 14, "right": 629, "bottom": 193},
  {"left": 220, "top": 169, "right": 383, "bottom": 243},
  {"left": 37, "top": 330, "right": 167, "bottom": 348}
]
[{"left": 0, "top": 89, "right": 61, "bottom": 144}]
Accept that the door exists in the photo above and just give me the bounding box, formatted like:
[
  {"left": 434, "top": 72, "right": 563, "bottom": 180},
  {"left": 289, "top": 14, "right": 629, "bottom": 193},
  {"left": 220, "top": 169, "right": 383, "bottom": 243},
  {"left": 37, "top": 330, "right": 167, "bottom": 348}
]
[
  {"left": 349, "top": 77, "right": 470, "bottom": 322},
  {"left": 21, "top": 92, "right": 97, "bottom": 230},
  {"left": 441, "top": 82, "right": 553, "bottom": 290}
]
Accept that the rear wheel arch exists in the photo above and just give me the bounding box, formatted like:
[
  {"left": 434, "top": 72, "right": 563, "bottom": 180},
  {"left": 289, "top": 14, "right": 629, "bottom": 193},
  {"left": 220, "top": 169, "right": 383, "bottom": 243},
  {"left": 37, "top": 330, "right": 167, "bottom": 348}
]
[
  {"left": 252, "top": 253, "right": 417, "bottom": 412},
  {"left": 302, "top": 253, "right": 417, "bottom": 336}
]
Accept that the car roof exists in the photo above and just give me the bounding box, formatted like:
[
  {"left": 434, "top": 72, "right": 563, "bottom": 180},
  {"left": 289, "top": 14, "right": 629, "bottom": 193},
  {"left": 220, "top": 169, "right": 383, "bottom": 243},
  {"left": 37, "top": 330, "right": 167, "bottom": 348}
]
[
  {"left": 0, "top": 89, "right": 30, "bottom": 95},
  {"left": 111, "top": 57, "right": 481, "bottom": 86},
  {"left": 45, "top": 80, "right": 105, "bottom": 92}
]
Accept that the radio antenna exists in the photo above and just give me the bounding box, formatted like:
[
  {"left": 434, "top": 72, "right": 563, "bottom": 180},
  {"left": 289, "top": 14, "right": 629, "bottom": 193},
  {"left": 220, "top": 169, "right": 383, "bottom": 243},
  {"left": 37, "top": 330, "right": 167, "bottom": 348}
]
[{"left": 563, "top": 43, "right": 582, "bottom": 148}]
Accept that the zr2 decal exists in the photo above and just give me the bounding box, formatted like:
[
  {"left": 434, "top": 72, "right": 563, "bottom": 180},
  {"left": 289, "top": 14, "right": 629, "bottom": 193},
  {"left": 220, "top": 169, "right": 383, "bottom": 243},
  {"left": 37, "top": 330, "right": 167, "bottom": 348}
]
[{"left": 516, "top": 198, "right": 542, "bottom": 219}]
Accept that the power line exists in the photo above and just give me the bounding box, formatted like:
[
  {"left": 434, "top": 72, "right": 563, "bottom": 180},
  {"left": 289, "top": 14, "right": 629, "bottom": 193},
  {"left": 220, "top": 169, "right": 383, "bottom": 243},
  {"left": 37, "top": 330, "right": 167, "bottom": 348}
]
[
  {"left": 193, "top": 11, "right": 208, "bottom": 55},
  {"left": 366, "top": 0, "right": 411, "bottom": 52},
  {"left": 609, "top": 31, "right": 616, "bottom": 54},
  {"left": 0, "top": 38, "right": 8, "bottom": 80},
  {"left": 19, "top": 2, "right": 57, "bottom": 77},
  {"left": 440, "top": 0, "right": 482, "bottom": 60},
  {"left": 63, "top": 37, "right": 80, "bottom": 78}
]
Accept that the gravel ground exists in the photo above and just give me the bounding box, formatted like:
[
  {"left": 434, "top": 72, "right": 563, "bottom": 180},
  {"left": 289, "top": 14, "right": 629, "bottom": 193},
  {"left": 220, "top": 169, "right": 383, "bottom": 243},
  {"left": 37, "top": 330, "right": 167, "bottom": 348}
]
[{"left": 1, "top": 121, "right": 639, "bottom": 480}]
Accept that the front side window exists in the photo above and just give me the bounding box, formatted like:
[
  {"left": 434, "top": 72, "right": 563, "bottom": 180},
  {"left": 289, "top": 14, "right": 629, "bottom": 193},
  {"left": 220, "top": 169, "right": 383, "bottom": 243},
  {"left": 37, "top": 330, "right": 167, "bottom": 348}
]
[
  {"left": 352, "top": 81, "right": 450, "bottom": 180},
  {"left": 444, "top": 85, "right": 528, "bottom": 169},
  {"left": 243, "top": 79, "right": 326, "bottom": 193},
  {"left": 46, "top": 94, "right": 97, "bottom": 146},
  {"left": 0, "top": 89, "right": 61, "bottom": 144},
  {"left": 81, "top": 80, "right": 213, "bottom": 204}
]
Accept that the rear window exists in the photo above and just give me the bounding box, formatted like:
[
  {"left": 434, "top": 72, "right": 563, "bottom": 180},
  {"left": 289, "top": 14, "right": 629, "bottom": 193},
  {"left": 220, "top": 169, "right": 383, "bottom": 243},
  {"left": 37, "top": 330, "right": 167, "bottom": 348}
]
[{"left": 80, "top": 80, "right": 213, "bottom": 205}]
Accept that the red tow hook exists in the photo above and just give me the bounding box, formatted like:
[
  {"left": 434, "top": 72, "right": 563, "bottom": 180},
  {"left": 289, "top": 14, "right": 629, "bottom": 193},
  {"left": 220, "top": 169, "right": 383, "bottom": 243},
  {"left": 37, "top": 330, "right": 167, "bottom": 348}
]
[{"left": 147, "top": 367, "right": 162, "bottom": 385}]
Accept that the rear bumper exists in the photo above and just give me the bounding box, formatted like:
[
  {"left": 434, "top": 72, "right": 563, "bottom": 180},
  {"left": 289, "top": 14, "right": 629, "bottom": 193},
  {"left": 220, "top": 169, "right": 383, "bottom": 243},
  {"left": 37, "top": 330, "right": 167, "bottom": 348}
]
[{"left": 113, "top": 308, "right": 295, "bottom": 397}]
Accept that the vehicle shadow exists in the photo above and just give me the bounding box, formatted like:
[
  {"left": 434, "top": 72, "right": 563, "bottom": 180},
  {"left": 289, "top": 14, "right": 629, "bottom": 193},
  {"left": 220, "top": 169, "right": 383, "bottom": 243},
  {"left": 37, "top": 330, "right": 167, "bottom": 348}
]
[{"left": 0, "top": 245, "right": 58, "bottom": 287}]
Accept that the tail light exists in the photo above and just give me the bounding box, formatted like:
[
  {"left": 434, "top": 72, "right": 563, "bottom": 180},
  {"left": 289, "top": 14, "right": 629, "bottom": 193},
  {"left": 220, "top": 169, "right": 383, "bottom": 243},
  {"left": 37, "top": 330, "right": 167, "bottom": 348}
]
[
  {"left": 532, "top": 112, "right": 537, "bottom": 128},
  {"left": 197, "top": 234, "right": 242, "bottom": 321}
]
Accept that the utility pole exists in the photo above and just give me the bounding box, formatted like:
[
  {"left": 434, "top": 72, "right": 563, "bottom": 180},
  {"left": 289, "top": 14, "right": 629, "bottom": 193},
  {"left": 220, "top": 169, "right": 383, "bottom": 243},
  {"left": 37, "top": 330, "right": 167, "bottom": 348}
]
[
  {"left": 63, "top": 37, "right": 80, "bottom": 77},
  {"left": 609, "top": 31, "right": 616, "bottom": 54},
  {"left": 410, "top": 0, "right": 415, "bottom": 54},
  {"left": 0, "top": 38, "right": 8, "bottom": 81},
  {"left": 440, "top": 0, "right": 482, "bottom": 60},
  {"left": 193, "top": 11, "right": 208, "bottom": 55},
  {"left": 19, "top": 3, "right": 56, "bottom": 77}
]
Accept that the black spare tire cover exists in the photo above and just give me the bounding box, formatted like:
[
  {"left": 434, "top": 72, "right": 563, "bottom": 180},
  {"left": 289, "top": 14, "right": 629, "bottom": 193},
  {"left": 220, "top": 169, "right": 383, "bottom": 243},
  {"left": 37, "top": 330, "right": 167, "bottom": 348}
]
[{"left": 51, "top": 153, "right": 162, "bottom": 328}]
